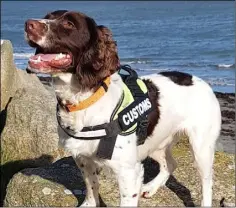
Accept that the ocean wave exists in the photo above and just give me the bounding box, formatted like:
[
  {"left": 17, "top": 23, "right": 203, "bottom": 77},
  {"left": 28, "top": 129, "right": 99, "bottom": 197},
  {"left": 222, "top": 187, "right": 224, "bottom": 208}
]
[
  {"left": 121, "top": 60, "right": 149, "bottom": 64},
  {"left": 13, "top": 53, "right": 34, "bottom": 58},
  {"left": 15, "top": 62, "right": 26, "bottom": 65},
  {"left": 171, "top": 62, "right": 235, "bottom": 69},
  {"left": 120, "top": 58, "right": 151, "bottom": 65},
  {"left": 217, "top": 64, "right": 235, "bottom": 69},
  {"left": 136, "top": 68, "right": 170, "bottom": 72},
  {"left": 206, "top": 78, "right": 235, "bottom": 87}
]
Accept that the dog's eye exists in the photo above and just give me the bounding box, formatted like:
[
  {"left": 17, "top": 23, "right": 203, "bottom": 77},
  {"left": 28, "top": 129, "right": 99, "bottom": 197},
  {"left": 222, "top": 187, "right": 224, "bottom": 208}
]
[{"left": 62, "top": 20, "right": 75, "bottom": 29}]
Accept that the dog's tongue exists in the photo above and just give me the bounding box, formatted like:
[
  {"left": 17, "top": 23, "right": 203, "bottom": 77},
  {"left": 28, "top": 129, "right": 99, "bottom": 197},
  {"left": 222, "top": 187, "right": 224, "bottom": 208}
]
[
  {"left": 31, "top": 53, "right": 68, "bottom": 61},
  {"left": 40, "top": 54, "right": 58, "bottom": 61},
  {"left": 29, "top": 53, "right": 72, "bottom": 69}
]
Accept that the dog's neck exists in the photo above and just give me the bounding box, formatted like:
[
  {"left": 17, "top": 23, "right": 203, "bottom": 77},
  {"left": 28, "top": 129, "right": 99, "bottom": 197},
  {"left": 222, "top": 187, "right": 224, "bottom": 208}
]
[
  {"left": 52, "top": 73, "right": 94, "bottom": 105},
  {"left": 52, "top": 72, "right": 123, "bottom": 131}
]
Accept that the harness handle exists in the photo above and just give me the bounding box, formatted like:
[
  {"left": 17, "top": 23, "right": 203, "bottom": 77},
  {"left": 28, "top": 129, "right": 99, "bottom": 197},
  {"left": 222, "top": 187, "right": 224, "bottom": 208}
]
[
  {"left": 118, "top": 65, "right": 138, "bottom": 80},
  {"left": 119, "top": 65, "right": 144, "bottom": 98}
]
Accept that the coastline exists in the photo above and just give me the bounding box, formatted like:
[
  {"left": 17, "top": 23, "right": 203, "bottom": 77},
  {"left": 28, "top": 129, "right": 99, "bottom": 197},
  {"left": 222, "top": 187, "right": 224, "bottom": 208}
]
[{"left": 214, "top": 91, "right": 235, "bottom": 154}]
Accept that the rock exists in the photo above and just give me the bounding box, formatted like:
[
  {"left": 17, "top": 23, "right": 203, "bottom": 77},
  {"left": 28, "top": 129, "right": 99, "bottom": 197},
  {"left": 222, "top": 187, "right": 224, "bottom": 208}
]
[
  {"left": 4, "top": 144, "right": 235, "bottom": 207},
  {"left": 1, "top": 41, "right": 66, "bottom": 166},
  {"left": 215, "top": 92, "right": 235, "bottom": 154},
  {"left": 4, "top": 157, "right": 85, "bottom": 207},
  {"left": 0, "top": 40, "right": 68, "bottom": 205},
  {"left": 1, "top": 40, "right": 18, "bottom": 110}
]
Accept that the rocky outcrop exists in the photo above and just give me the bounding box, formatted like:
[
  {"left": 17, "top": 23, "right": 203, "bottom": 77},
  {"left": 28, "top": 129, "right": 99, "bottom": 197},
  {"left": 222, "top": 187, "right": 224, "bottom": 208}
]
[
  {"left": 4, "top": 143, "right": 235, "bottom": 207},
  {"left": 4, "top": 157, "right": 83, "bottom": 207},
  {"left": 1, "top": 69, "right": 64, "bottom": 164},
  {"left": 0, "top": 40, "right": 68, "bottom": 205},
  {"left": 215, "top": 92, "right": 235, "bottom": 154},
  {"left": 1, "top": 40, "right": 18, "bottom": 110}
]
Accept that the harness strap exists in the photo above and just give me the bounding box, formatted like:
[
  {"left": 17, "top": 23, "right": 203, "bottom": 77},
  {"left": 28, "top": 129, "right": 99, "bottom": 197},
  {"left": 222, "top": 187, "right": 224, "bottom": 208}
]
[
  {"left": 57, "top": 104, "right": 121, "bottom": 159},
  {"left": 57, "top": 104, "right": 122, "bottom": 140}
]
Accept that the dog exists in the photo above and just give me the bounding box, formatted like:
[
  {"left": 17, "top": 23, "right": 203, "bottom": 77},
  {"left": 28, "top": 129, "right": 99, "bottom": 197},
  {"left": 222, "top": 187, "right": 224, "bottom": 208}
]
[{"left": 25, "top": 10, "right": 221, "bottom": 207}]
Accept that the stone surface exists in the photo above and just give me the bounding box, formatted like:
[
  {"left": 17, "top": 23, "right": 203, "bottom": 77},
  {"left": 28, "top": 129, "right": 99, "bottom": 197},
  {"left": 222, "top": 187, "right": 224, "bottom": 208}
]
[
  {"left": 1, "top": 72, "right": 62, "bottom": 164},
  {"left": 1, "top": 42, "right": 67, "bottom": 168},
  {"left": 4, "top": 157, "right": 84, "bottom": 207},
  {"left": 4, "top": 144, "right": 235, "bottom": 207},
  {"left": 1, "top": 40, "right": 18, "bottom": 110},
  {"left": 0, "top": 40, "right": 68, "bottom": 205},
  {"left": 215, "top": 92, "right": 235, "bottom": 154}
]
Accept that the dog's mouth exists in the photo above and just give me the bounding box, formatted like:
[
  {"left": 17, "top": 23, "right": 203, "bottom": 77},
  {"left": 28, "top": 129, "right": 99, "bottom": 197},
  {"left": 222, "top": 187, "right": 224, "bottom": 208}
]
[{"left": 28, "top": 53, "right": 73, "bottom": 74}]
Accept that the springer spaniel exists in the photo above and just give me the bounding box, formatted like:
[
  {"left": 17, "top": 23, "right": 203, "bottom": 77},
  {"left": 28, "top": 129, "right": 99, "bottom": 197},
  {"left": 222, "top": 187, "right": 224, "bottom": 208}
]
[{"left": 25, "top": 10, "right": 221, "bottom": 207}]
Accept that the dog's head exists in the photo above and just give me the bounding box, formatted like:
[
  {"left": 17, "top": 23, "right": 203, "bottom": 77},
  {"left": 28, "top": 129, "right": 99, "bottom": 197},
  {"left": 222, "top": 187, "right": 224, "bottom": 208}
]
[{"left": 25, "top": 10, "right": 120, "bottom": 89}]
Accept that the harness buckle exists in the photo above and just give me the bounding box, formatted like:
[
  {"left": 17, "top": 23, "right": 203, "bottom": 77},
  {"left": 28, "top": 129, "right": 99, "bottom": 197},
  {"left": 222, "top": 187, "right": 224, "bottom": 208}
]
[{"left": 104, "top": 120, "right": 122, "bottom": 138}]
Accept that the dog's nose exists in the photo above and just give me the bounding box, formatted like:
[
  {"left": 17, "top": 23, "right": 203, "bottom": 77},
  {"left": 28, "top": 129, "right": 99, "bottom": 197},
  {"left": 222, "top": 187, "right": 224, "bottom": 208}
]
[{"left": 25, "top": 19, "right": 47, "bottom": 33}]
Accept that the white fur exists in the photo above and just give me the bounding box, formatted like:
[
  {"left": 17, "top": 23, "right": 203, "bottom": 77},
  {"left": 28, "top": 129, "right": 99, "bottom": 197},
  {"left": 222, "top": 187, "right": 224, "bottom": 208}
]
[
  {"left": 54, "top": 72, "right": 221, "bottom": 207},
  {"left": 25, "top": 19, "right": 54, "bottom": 48}
]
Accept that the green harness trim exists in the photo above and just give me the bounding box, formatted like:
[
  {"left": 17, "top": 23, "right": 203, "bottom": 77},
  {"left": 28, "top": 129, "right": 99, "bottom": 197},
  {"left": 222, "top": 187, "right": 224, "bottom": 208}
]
[{"left": 111, "top": 79, "right": 148, "bottom": 136}]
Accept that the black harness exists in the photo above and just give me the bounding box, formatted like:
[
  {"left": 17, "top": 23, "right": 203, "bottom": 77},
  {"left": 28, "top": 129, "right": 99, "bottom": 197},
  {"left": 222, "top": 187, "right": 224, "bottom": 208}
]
[{"left": 57, "top": 65, "right": 154, "bottom": 159}]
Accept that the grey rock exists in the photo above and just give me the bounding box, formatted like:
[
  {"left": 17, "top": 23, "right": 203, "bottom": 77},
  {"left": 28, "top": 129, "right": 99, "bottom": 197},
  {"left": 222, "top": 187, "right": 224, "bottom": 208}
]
[
  {"left": 4, "top": 152, "right": 235, "bottom": 207},
  {"left": 0, "top": 40, "right": 68, "bottom": 205},
  {"left": 1, "top": 40, "right": 18, "bottom": 110},
  {"left": 1, "top": 40, "right": 66, "bottom": 167},
  {"left": 4, "top": 157, "right": 85, "bottom": 207}
]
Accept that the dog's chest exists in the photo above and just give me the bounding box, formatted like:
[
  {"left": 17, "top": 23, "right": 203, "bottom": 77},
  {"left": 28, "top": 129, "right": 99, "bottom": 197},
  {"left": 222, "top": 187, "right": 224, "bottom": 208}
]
[
  {"left": 58, "top": 125, "right": 138, "bottom": 163},
  {"left": 58, "top": 128, "right": 100, "bottom": 157}
]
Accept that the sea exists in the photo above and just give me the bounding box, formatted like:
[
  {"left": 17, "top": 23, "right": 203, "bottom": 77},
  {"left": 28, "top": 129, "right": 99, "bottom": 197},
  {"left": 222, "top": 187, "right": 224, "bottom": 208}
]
[{"left": 1, "top": 1, "right": 235, "bottom": 93}]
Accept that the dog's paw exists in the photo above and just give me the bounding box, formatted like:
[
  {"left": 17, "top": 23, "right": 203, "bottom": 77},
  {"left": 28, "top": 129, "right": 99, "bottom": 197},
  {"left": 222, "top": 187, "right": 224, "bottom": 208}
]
[
  {"left": 79, "top": 200, "right": 98, "bottom": 207},
  {"left": 141, "top": 183, "right": 157, "bottom": 198}
]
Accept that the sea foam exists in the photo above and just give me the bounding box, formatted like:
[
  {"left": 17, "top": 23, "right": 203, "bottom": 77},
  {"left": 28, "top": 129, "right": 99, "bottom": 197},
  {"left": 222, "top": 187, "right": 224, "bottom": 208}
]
[
  {"left": 217, "top": 64, "right": 235, "bottom": 69},
  {"left": 14, "top": 53, "right": 34, "bottom": 58}
]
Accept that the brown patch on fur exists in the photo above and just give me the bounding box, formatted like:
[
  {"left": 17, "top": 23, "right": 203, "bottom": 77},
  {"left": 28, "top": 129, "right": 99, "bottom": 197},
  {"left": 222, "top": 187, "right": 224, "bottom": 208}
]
[
  {"left": 43, "top": 10, "right": 68, "bottom": 19},
  {"left": 132, "top": 193, "right": 137, "bottom": 198},
  {"left": 26, "top": 10, "right": 120, "bottom": 91},
  {"left": 159, "top": 71, "right": 193, "bottom": 86},
  {"left": 76, "top": 24, "right": 120, "bottom": 91},
  {"left": 143, "top": 79, "right": 160, "bottom": 137}
]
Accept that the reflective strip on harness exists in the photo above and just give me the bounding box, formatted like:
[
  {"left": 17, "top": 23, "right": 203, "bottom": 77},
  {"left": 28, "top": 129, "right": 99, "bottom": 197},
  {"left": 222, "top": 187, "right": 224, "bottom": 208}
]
[
  {"left": 73, "top": 129, "right": 107, "bottom": 137},
  {"left": 118, "top": 93, "right": 153, "bottom": 131},
  {"left": 57, "top": 104, "right": 122, "bottom": 141}
]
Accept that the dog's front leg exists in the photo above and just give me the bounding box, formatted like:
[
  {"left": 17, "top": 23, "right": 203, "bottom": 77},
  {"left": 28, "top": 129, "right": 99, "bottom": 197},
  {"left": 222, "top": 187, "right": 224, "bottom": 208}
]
[
  {"left": 112, "top": 162, "right": 144, "bottom": 206},
  {"left": 75, "top": 157, "right": 100, "bottom": 207}
]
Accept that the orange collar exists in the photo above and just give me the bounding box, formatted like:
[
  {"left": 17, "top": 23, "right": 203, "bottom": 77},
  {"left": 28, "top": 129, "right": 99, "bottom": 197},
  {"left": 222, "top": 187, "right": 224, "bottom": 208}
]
[{"left": 65, "top": 77, "right": 111, "bottom": 112}]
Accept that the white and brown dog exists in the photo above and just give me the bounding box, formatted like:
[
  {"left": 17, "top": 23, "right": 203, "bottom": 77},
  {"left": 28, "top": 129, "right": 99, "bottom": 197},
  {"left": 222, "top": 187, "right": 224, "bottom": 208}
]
[{"left": 25, "top": 10, "right": 221, "bottom": 207}]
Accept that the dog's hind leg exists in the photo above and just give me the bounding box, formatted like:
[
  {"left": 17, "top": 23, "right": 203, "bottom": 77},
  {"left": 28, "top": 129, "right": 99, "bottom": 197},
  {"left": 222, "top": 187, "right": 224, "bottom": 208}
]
[
  {"left": 141, "top": 143, "right": 177, "bottom": 198},
  {"left": 188, "top": 132, "right": 217, "bottom": 207},
  {"left": 75, "top": 157, "right": 100, "bottom": 207}
]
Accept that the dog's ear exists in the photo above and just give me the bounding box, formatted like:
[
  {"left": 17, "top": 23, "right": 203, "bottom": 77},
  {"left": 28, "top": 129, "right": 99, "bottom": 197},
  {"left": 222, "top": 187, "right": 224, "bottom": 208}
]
[
  {"left": 97, "top": 25, "right": 114, "bottom": 43},
  {"left": 91, "top": 25, "right": 120, "bottom": 73},
  {"left": 75, "top": 20, "right": 120, "bottom": 90},
  {"left": 43, "top": 10, "right": 68, "bottom": 19}
]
